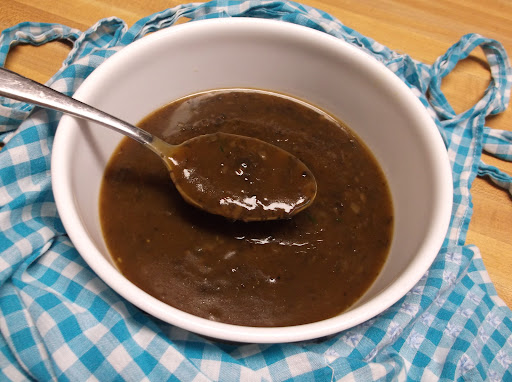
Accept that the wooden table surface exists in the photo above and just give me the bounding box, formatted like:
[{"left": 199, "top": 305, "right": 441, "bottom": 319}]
[{"left": 2, "top": 0, "right": 511, "bottom": 307}]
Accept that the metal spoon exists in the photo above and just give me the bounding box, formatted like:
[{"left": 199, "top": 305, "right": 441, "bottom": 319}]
[{"left": 0, "top": 67, "right": 317, "bottom": 221}]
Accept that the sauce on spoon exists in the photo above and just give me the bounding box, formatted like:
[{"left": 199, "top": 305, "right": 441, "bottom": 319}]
[{"left": 156, "top": 132, "right": 317, "bottom": 221}]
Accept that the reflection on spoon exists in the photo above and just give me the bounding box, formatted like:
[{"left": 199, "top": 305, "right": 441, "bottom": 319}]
[{"left": 0, "top": 67, "right": 317, "bottom": 221}]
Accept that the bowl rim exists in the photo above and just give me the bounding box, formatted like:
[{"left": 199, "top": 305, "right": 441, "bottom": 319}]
[{"left": 52, "top": 17, "right": 453, "bottom": 343}]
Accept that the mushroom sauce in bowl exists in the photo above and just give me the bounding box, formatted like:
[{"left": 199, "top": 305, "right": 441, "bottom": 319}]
[
  {"left": 52, "top": 18, "right": 453, "bottom": 343},
  {"left": 99, "top": 88, "right": 393, "bottom": 327}
]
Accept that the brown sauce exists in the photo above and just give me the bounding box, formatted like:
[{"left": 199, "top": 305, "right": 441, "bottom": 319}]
[
  {"left": 161, "top": 132, "right": 317, "bottom": 221},
  {"left": 99, "top": 89, "right": 393, "bottom": 327}
]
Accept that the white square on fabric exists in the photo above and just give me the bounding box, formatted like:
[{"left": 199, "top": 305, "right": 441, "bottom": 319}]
[
  {"left": 2, "top": 363, "right": 27, "bottom": 382},
  {"left": 285, "top": 353, "right": 313, "bottom": 377},
  {"left": 17, "top": 176, "right": 39, "bottom": 196},
  {"left": 199, "top": 359, "right": 221, "bottom": 381},
  {"left": 0, "top": 255, "right": 12, "bottom": 274},
  {"left": 8, "top": 145, "right": 30, "bottom": 166},
  {"left": 132, "top": 326, "right": 157, "bottom": 349},
  {"left": 106, "top": 345, "right": 132, "bottom": 373},
  {"left": 53, "top": 343, "right": 78, "bottom": 371},
  {"left": 59, "top": 261, "right": 82, "bottom": 282},
  {"left": 368, "top": 363, "right": 389, "bottom": 380},
  {"left": 39, "top": 201, "right": 57, "bottom": 218},
  {"left": 240, "top": 366, "right": 270, "bottom": 381},
  {"left": 159, "top": 347, "right": 185, "bottom": 374},
  {"left": 431, "top": 346, "right": 450, "bottom": 364},
  {"left": 0, "top": 187, "right": 13, "bottom": 207},
  {"left": 14, "top": 237, "right": 34, "bottom": 258},
  {"left": 36, "top": 310, "right": 57, "bottom": 338},
  {"left": 83, "top": 278, "right": 109, "bottom": 295},
  {"left": 82, "top": 324, "right": 110, "bottom": 344},
  {"left": 20, "top": 205, "right": 33, "bottom": 223}
]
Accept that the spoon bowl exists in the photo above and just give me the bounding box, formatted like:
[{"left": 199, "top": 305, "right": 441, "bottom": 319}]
[{"left": 0, "top": 67, "right": 316, "bottom": 221}]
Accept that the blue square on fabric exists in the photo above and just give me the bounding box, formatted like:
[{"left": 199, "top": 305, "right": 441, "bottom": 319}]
[
  {"left": 62, "top": 65, "right": 77, "bottom": 79},
  {"left": 393, "top": 337, "right": 406, "bottom": 351},
  {"left": 11, "top": 327, "right": 36, "bottom": 352},
  {"left": 0, "top": 164, "right": 15, "bottom": 186},
  {"left": 426, "top": 277, "right": 443, "bottom": 288},
  {"left": 80, "top": 346, "right": 105, "bottom": 373},
  {"left": 36, "top": 293, "right": 61, "bottom": 311},
  {"left": 474, "top": 306, "right": 485, "bottom": 321},
  {"left": 39, "top": 267, "right": 61, "bottom": 287},
  {"left": 292, "top": 369, "right": 332, "bottom": 382},
  {"left": 490, "top": 330, "right": 506, "bottom": 347},
  {"left": 437, "top": 308, "right": 453, "bottom": 321},
  {"left": 460, "top": 275, "right": 475, "bottom": 289},
  {"left": 481, "top": 344, "right": 494, "bottom": 364},
  {"left": 12, "top": 221, "right": 34, "bottom": 239},
  {"left": 411, "top": 351, "right": 431, "bottom": 368},
  {"left": 89, "top": 296, "right": 111, "bottom": 322},
  {"left": 426, "top": 327, "right": 443, "bottom": 346},
  {"left": 420, "top": 294, "right": 433, "bottom": 308},
  {"left": 19, "top": 128, "right": 42, "bottom": 145},
  {"left": 448, "top": 292, "right": 464, "bottom": 306},
  {"left": 440, "top": 361, "right": 457, "bottom": 380},
  {"left": 29, "top": 156, "right": 48, "bottom": 175},
  {"left": 262, "top": 345, "right": 287, "bottom": 366},
  {"left": 183, "top": 341, "right": 206, "bottom": 360},
  {"left": 365, "top": 326, "right": 386, "bottom": 343},
  {"left": 482, "top": 295, "right": 494, "bottom": 310},
  {"left": 452, "top": 161, "right": 464, "bottom": 175},
  {"left": 110, "top": 320, "right": 130, "bottom": 343},
  {"left": 111, "top": 375, "right": 128, "bottom": 382},
  {"left": 60, "top": 246, "right": 81, "bottom": 262},
  {"left": 0, "top": 234, "right": 15, "bottom": 252},
  {"left": 348, "top": 348, "right": 363, "bottom": 359},
  {"left": 452, "top": 337, "right": 470, "bottom": 352},
  {"left": 59, "top": 315, "right": 82, "bottom": 342},
  {"left": 31, "top": 360, "right": 54, "bottom": 382},
  {"left": 504, "top": 315, "right": 512, "bottom": 331},
  {"left": 63, "top": 280, "right": 82, "bottom": 302},
  {"left": 220, "top": 351, "right": 236, "bottom": 364},
  {"left": 1, "top": 294, "right": 24, "bottom": 315},
  {"left": 56, "top": 373, "right": 71, "bottom": 382},
  {"left": 134, "top": 351, "right": 158, "bottom": 375},
  {"left": 464, "top": 319, "right": 478, "bottom": 336},
  {"left": 475, "top": 363, "right": 488, "bottom": 380},
  {"left": 309, "top": 368, "right": 334, "bottom": 381}
]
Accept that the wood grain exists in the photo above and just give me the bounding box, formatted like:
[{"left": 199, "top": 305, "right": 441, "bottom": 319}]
[{"left": 1, "top": 0, "right": 511, "bottom": 306}]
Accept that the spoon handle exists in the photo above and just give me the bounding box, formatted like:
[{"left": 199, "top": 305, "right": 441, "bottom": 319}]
[{"left": 0, "top": 67, "right": 154, "bottom": 146}]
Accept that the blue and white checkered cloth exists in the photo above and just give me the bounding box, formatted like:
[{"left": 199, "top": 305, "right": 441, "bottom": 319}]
[{"left": 1, "top": 1, "right": 511, "bottom": 380}]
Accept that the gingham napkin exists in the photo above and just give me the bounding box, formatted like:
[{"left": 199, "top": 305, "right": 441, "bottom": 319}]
[{"left": 1, "top": 1, "right": 511, "bottom": 381}]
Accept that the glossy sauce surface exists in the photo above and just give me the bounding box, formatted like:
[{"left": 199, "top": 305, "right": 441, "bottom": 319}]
[
  {"left": 162, "top": 132, "right": 317, "bottom": 221},
  {"left": 100, "top": 89, "right": 394, "bottom": 327}
]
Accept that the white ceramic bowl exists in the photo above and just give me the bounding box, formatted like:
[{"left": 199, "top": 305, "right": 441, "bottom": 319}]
[{"left": 52, "top": 18, "right": 452, "bottom": 343}]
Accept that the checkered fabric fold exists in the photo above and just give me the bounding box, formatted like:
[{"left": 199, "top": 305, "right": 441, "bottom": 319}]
[{"left": 0, "top": 1, "right": 511, "bottom": 381}]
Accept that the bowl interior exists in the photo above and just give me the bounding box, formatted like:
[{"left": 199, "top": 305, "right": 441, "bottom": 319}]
[{"left": 52, "top": 18, "right": 452, "bottom": 343}]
